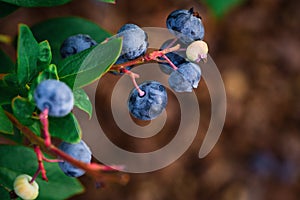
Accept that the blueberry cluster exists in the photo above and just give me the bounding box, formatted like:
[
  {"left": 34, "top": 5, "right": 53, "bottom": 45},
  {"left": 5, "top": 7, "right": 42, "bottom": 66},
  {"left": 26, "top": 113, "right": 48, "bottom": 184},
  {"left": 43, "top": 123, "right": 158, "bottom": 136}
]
[
  {"left": 57, "top": 8, "right": 207, "bottom": 122},
  {"left": 162, "top": 8, "right": 207, "bottom": 93},
  {"left": 125, "top": 8, "right": 206, "bottom": 120}
]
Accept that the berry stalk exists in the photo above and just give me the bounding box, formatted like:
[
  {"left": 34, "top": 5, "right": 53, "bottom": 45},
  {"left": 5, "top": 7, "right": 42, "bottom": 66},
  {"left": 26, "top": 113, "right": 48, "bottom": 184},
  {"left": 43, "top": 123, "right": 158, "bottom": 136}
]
[
  {"left": 4, "top": 111, "right": 129, "bottom": 185},
  {"left": 109, "top": 45, "right": 181, "bottom": 73},
  {"left": 31, "top": 145, "right": 48, "bottom": 182},
  {"left": 39, "top": 108, "right": 51, "bottom": 148}
]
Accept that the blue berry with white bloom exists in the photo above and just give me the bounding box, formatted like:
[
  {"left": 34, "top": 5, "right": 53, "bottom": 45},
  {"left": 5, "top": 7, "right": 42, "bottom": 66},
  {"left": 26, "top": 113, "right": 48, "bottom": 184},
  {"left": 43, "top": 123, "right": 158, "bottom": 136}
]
[
  {"left": 128, "top": 81, "right": 167, "bottom": 120},
  {"left": 117, "top": 24, "right": 148, "bottom": 60},
  {"left": 168, "top": 62, "right": 201, "bottom": 92},
  {"left": 166, "top": 8, "right": 205, "bottom": 44},
  {"left": 58, "top": 140, "right": 92, "bottom": 177},
  {"left": 34, "top": 79, "right": 74, "bottom": 117},
  {"left": 60, "top": 34, "right": 97, "bottom": 58}
]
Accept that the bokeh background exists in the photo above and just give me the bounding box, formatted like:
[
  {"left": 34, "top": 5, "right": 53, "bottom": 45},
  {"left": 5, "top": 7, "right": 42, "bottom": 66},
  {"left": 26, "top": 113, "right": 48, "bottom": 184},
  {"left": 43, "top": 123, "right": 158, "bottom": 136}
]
[{"left": 1, "top": 0, "right": 300, "bottom": 199}]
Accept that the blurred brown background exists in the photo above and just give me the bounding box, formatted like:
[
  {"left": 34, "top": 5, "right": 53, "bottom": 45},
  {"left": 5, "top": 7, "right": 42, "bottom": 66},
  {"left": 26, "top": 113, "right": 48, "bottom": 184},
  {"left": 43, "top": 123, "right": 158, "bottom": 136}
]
[{"left": 1, "top": 0, "right": 300, "bottom": 199}]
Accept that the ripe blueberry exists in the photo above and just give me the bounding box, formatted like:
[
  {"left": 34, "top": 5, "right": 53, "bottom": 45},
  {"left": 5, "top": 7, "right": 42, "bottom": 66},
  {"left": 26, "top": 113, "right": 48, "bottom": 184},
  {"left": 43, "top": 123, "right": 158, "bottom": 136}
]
[
  {"left": 34, "top": 79, "right": 74, "bottom": 117},
  {"left": 58, "top": 140, "right": 92, "bottom": 177},
  {"left": 117, "top": 24, "right": 148, "bottom": 60},
  {"left": 13, "top": 174, "right": 39, "bottom": 200},
  {"left": 168, "top": 62, "right": 201, "bottom": 92},
  {"left": 166, "top": 8, "right": 205, "bottom": 44},
  {"left": 128, "top": 81, "right": 167, "bottom": 120},
  {"left": 60, "top": 34, "right": 97, "bottom": 58}
]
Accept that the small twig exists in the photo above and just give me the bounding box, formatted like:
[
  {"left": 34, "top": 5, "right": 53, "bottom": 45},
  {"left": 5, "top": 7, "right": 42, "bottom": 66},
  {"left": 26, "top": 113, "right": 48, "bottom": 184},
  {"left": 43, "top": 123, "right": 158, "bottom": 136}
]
[
  {"left": 109, "top": 44, "right": 181, "bottom": 74},
  {"left": 42, "top": 157, "right": 63, "bottom": 163},
  {"left": 123, "top": 69, "right": 145, "bottom": 96},
  {"left": 161, "top": 55, "right": 178, "bottom": 70},
  {"left": 31, "top": 145, "right": 48, "bottom": 182},
  {"left": 4, "top": 111, "right": 129, "bottom": 185},
  {"left": 39, "top": 108, "right": 51, "bottom": 148}
]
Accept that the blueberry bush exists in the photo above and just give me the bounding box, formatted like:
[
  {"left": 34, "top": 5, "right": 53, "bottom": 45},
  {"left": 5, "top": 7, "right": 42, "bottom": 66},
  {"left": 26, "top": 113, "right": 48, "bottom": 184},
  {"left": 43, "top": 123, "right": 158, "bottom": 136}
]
[{"left": 0, "top": 0, "right": 246, "bottom": 199}]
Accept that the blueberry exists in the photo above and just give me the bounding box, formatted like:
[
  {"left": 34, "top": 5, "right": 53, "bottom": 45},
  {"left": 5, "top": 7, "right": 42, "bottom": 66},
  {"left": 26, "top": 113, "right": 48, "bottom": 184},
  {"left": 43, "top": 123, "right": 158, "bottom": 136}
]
[
  {"left": 249, "top": 151, "right": 281, "bottom": 179},
  {"left": 128, "top": 81, "right": 167, "bottom": 120},
  {"left": 166, "top": 8, "right": 205, "bottom": 44},
  {"left": 60, "top": 34, "right": 97, "bottom": 58},
  {"left": 158, "top": 39, "right": 188, "bottom": 74},
  {"left": 58, "top": 140, "right": 92, "bottom": 177},
  {"left": 168, "top": 62, "right": 201, "bottom": 92},
  {"left": 34, "top": 79, "right": 74, "bottom": 117},
  {"left": 117, "top": 24, "right": 148, "bottom": 60}
]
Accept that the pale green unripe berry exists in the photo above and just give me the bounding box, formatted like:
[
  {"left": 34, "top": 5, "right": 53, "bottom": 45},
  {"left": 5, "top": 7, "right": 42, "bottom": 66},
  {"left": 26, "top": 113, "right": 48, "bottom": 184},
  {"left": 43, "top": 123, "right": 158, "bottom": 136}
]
[
  {"left": 13, "top": 174, "right": 39, "bottom": 200},
  {"left": 186, "top": 40, "right": 208, "bottom": 62}
]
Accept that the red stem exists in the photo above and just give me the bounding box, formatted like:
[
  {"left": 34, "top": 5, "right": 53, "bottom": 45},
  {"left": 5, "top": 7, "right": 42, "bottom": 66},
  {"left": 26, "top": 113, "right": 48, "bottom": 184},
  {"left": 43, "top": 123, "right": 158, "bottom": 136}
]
[
  {"left": 109, "top": 45, "right": 181, "bottom": 73},
  {"left": 39, "top": 108, "right": 51, "bottom": 148},
  {"left": 161, "top": 55, "right": 178, "bottom": 70},
  {"left": 32, "top": 145, "right": 48, "bottom": 182},
  {"left": 4, "top": 111, "right": 129, "bottom": 185},
  {"left": 124, "top": 70, "right": 145, "bottom": 96}
]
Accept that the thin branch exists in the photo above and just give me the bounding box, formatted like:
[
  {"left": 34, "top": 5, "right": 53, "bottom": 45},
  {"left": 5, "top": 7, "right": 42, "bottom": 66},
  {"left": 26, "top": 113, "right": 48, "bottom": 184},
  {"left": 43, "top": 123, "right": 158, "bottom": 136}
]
[{"left": 4, "top": 111, "right": 129, "bottom": 185}]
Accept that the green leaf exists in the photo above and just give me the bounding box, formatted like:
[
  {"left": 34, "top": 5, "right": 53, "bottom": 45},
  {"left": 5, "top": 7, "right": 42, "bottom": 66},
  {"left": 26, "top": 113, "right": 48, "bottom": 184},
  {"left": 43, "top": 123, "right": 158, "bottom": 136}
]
[
  {"left": 0, "top": 106, "right": 13, "bottom": 134},
  {"left": 49, "top": 113, "right": 81, "bottom": 143},
  {"left": 58, "top": 38, "right": 122, "bottom": 89},
  {"left": 17, "top": 24, "right": 40, "bottom": 85},
  {"left": 203, "top": 0, "right": 246, "bottom": 17},
  {"left": 0, "top": 0, "right": 72, "bottom": 7},
  {"left": 0, "top": 186, "right": 10, "bottom": 200},
  {"left": 0, "top": 145, "right": 84, "bottom": 200},
  {"left": 28, "top": 64, "right": 59, "bottom": 103},
  {"left": 74, "top": 88, "right": 92, "bottom": 118},
  {"left": 31, "top": 17, "right": 111, "bottom": 64},
  {"left": 28, "top": 120, "right": 41, "bottom": 136},
  {"left": 37, "top": 40, "right": 52, "bottom": 71},
  {"left": 0, "top": 1, "right": 18, "bottom": 18},
  {"left": 0, "top": 49, "right": 14, "bottom": 73},
  {"left": 12, "top": 96, "right": 35, "bottom": 126},
  {"left": 0, "top": 126, "right": 24, "bottom": 144},
  {"left": 0, "top": 74, "right": 19, "bottom": 105},
  {"left": 97, "top": 0, "right": 116, "bottom": 4}
]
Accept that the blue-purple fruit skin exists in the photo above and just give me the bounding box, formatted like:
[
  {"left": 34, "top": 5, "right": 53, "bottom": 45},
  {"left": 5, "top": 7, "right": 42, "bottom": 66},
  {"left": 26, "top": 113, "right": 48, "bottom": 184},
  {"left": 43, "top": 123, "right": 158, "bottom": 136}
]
[
  {"left": 117, "top": 24, "right": 148, "bottom": 60},
  {"left": 128, "top": 81, "right": 167, "bottom": 120},
  {"left": 60, "top": 34, "right": 97, "bottom": 58},
  {"left": 58, "top": 140, "right": 92, "bottom": 177},
  {"left": 34, "top": 79, "right": 74, "bottom": 117},
  {"left": 166, "top": 8, "right": 205, "bottom": 44},
  {"left": 168, "top": 62, "right": 201, "bottom": 92}
]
